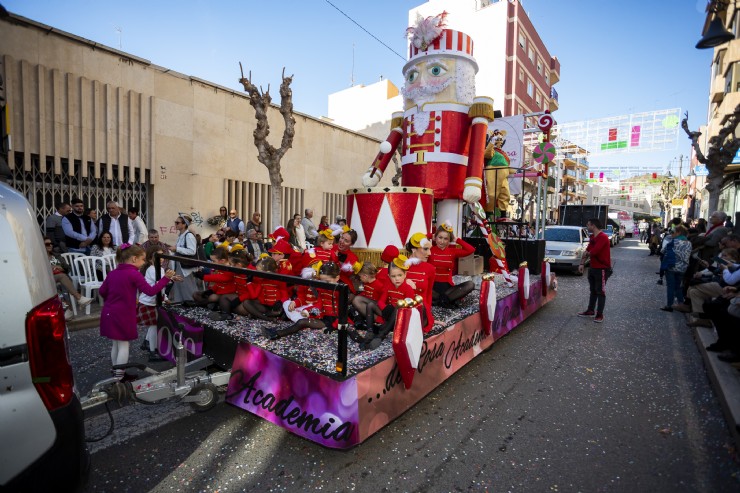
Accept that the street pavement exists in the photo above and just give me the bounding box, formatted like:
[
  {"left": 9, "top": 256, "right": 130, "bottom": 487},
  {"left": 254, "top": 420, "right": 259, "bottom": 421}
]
[{"left": 71, "top": 238, "right": 740, "bottom": 492}]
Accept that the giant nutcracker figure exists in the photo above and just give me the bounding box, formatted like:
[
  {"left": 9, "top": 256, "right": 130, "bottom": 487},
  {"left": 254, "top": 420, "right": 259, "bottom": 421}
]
[{"left": 361, "top": 12, "right": 494, "bottom": 238}]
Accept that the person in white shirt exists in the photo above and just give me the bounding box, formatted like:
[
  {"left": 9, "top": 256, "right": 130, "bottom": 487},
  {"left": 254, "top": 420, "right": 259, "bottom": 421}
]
[{"left": 128, "top": 206, "right": 149, "bottom": 244}]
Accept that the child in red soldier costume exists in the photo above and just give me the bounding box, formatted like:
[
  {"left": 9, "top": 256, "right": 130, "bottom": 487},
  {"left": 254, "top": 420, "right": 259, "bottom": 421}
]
[
  {"left": 332, "top": 226, "right": 360, "bottom": 288},
  {"left": 429, "top": 221, "right": 476, "bottom": 307},
  {"left": 354, "top": 255, "right": 417, "bottom": 350},
  {"left": 191, "top": 247, "right": 234, "bottom": 306},
  {"left": 213, "top": 250, "right": 254, "bottom": 320},
  {"left": 349, "top": 262, "right": 385, "bottom": 332},
  {"left": 269, "top": 239, "right": 297, "bottom": 276},
  {"left": 376, "top": 245, "right": 399, "bottom": 285},
  {"left": 301, "top": 228, "right": 335, "bottom": 267},
  {"left": 242, "top": 257, "right": 290, "bottom": 321},
  {"left": 209, "top": 248, "right": 254, "bottom": 321},
  {"left": 264, "top": 261, "right": 344, "bottom": 340},
  {"left": 282, "top": 258, "right": 322, "bottom": 323},
  {"left": 405, "top": 232, "right": 436, "bottom": 332}
]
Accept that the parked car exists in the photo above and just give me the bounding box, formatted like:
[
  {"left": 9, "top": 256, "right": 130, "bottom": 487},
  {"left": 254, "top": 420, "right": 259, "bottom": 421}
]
[
  {"left": 605, "top": 224, "right": 619, "bottom": 246},
  {"left": 0, "top": 178, "right": 89, "bottom": 491},
  {"left": 544, "top": 225, "right": 589, "bottom": 275}
]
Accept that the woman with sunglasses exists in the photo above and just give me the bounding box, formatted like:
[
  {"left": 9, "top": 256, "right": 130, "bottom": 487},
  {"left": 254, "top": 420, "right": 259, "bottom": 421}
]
[{"left": 169, "top": 214, "right": 201, "bottom": 302}]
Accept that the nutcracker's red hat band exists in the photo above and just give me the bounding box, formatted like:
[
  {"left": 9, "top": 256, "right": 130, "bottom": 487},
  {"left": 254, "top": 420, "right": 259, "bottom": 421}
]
[{"left": 404, "top": 29, "right": 478, "bottom": 75}]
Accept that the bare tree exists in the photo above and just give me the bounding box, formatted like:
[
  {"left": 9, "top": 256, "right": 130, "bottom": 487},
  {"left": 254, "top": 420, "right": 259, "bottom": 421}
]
[
  {"left": 238, "top": 64, "right": 296, "bottom": 231},
  {"left": 682, "top": 105, "right": 740, "bottom": 213}
]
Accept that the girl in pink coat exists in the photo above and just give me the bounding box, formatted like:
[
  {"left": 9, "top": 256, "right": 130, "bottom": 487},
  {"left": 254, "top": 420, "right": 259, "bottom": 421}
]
[{"left": 100, "top": 244, "right": 175, "bottom": 380}]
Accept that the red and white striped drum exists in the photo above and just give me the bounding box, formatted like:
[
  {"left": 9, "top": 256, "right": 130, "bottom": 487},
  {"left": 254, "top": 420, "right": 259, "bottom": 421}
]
[{"left": 346, "top": 187, "right": 434, "bottom": 249}]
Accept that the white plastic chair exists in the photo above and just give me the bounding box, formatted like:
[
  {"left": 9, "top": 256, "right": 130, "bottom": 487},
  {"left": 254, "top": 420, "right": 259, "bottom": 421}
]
[
  {"left": 60, "top": 252, "right": 84, "bottom": 289},
  {"left": 75, "top": 256, "right": 104, "bottom": 315},
  {"left": 100, "top": 254, "right": 117, "bottom": 279}
]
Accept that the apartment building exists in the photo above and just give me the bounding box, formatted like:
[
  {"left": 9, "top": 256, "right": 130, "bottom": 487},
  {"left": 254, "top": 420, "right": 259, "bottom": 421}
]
[{"left": 701, "top": 0, "right": 740, "bottom": 216}]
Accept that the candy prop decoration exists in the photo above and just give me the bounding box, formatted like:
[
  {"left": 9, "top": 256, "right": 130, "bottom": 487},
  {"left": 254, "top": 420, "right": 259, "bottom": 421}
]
[
  {"left": 518, "top": 262, "right": 530, "bottom": 309},
  {"left": 537, "top": 111, "right": 554, "bottom": 134},
  {"left": 392, "top": 302, "right": 424, "bottom": 389},
  {"left": 479, "top": 274, "right": 496, "bottom": 336},
  {"left": 541, "top": 260, "right": 551, "bottom": 297},
  {"left": 533, "top": 142, "right": 556, "bottom": 164}
]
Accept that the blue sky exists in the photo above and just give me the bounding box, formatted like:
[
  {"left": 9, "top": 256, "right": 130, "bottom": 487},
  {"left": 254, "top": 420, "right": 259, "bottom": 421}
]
[{"left": 4, "top": 0, "right": 713, "bottom": 173}]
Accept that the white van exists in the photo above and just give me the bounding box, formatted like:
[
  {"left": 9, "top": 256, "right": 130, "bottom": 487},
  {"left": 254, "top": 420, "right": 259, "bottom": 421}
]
[{"left": 0, "top": 178, "right": 89, "bottom": 491}]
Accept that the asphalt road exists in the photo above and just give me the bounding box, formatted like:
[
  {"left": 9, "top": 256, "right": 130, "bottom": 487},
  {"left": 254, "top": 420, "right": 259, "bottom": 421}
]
[{"left": 72, "top": 238, "right": 740, "bottom": 492}]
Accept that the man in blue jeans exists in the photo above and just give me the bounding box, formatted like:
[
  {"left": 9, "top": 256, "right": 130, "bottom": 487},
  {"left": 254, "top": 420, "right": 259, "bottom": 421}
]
[{"left": 577, "top": 218, "right": 612, "bottom": 323}]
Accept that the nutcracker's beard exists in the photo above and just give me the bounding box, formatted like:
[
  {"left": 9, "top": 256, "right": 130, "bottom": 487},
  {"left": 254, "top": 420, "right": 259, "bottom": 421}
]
[
  {"left": 401, "top": 78, "right": 452, "bottom": 106},
  {"left": 403, "top": 80, "right": 452, "bottom": 135},
  {"left": 402, "top": 59, "right": 476, "bottom": 135}
]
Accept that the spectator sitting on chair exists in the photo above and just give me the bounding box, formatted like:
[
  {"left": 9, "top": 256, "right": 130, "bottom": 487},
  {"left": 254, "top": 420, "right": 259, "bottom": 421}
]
[
  {"left": 90, "top": 231, "right": 117, "bottom": 281},
  {"left": 45, "top": 201, "right": 71, "bottom": 253},
  {"left": 44, "top": 236, "right": 93, "bottom": 317},
  {"left": 318, "top": 215, "right": 330, "bottom": 231},
  {"left": 226, "top": 209, "right": 246, "bottom": 235},
  {"left": 246, "top": 212, "right": 262, "bottom": 235}
]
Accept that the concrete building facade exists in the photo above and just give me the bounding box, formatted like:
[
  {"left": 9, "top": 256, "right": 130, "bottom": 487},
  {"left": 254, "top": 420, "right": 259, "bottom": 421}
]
[
  {"left": 700, "top": 0, "right": 740, "bottom": 218},
  {"left": 0, "top": 11, "right": 383, "bottom": 244}
]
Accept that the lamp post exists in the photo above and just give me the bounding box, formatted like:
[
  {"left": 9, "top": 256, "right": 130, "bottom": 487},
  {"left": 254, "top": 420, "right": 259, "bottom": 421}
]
[{"left": 696, "top": 1, "right": 735, "bottom": 49}]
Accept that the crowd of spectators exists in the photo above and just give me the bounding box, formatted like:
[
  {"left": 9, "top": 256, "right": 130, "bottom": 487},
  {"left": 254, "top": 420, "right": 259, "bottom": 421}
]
[{"left": 648, "top": 211, "right": 740, "bottom": 370}]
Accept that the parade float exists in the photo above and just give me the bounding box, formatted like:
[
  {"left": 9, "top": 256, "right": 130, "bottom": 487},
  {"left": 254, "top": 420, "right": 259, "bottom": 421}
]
[{"left": 81, "top": 13, "right": 555, "bottom": 449}]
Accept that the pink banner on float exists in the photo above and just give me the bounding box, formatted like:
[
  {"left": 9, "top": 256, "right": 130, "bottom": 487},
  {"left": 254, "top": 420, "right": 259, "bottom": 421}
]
[
  {"left": 225, "top": 345, "right": 360, "bottom": 448},
  {"left": 224, "top": 280, "right": 555, "bottom": 448}
]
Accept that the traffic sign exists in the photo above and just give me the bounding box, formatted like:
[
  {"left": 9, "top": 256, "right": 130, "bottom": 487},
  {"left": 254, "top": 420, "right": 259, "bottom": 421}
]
[{"left": 694, "top": 164, "right": 709, "bottom": 176}]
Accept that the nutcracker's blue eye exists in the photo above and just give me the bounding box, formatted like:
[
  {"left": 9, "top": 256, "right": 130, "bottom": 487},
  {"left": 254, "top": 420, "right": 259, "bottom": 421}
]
[
  {"left": 407, "top": 70, "right": 419, "bottom": 83},
  {"left": 428, "top": 64, "right": 447, "bottom": 77}
]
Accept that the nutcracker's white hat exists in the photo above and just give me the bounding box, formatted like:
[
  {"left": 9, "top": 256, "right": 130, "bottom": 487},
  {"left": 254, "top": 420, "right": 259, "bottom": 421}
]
[{"left": 403, "top": 29, "right": 478, "bottom": 74}]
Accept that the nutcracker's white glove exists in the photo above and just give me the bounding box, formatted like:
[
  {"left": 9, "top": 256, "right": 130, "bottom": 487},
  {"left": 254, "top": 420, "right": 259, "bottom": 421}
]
[
  {"left": 362, "top": 168, "right": 382, "bottom": 188},
  {"left": 462, "top": 185, "right": 481, "bottom": 203}
]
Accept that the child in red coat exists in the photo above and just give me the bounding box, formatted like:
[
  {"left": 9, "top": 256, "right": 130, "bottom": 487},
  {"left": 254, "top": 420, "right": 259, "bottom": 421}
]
[
  {"left": 428, "top": 221, "right": 475, "bottom": 307},
  {"left": 349, "top": 262, "right": 385, "bottom": 332},
  {"left": 192, "top": 247, "right": 234, "bottom": 306},
  {"left": 212, "top": 250, "right": 254, "bottom": 320},
  {"left": 242, "top": 257, "right": 290, "bottom": 320},
  {"left": 355, "top": 255, "right": 417, "bottom": 350},
  {"left": 264, "top": 261, "right": 345, "bottom": 340},
  {"left": 405, "top": 232, "right": 436, "bottom": 332}
]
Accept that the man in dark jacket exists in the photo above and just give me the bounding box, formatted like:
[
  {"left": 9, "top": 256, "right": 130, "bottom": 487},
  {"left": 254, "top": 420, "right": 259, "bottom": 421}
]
[
  {"left": 98, "top": 200, "right": 134, "bottom": 246},
  {"left": 62, "top": 198, "right": 97, "bottom": 253}
]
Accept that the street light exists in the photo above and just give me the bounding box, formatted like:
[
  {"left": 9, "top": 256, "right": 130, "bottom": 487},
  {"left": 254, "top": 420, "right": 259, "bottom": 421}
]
[{"left": 696, "top": 0, "right": 736, "bottom": 49}]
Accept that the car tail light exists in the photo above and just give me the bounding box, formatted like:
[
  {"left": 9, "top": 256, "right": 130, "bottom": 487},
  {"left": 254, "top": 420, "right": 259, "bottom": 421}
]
[{"left": 25, "top": 296, "right": 74, "bottom": 410}]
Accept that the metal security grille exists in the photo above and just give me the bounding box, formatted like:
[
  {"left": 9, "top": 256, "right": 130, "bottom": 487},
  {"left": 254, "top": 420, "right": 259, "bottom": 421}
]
[
  {"left": 322, "top": 192, "right": 346, "bottom": 224},
  {"left": 224, "top": 179, "right": 304, "bottom": 233},
  {"left": 10, "top": 154, "right": 151, "bottom": 226}
]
